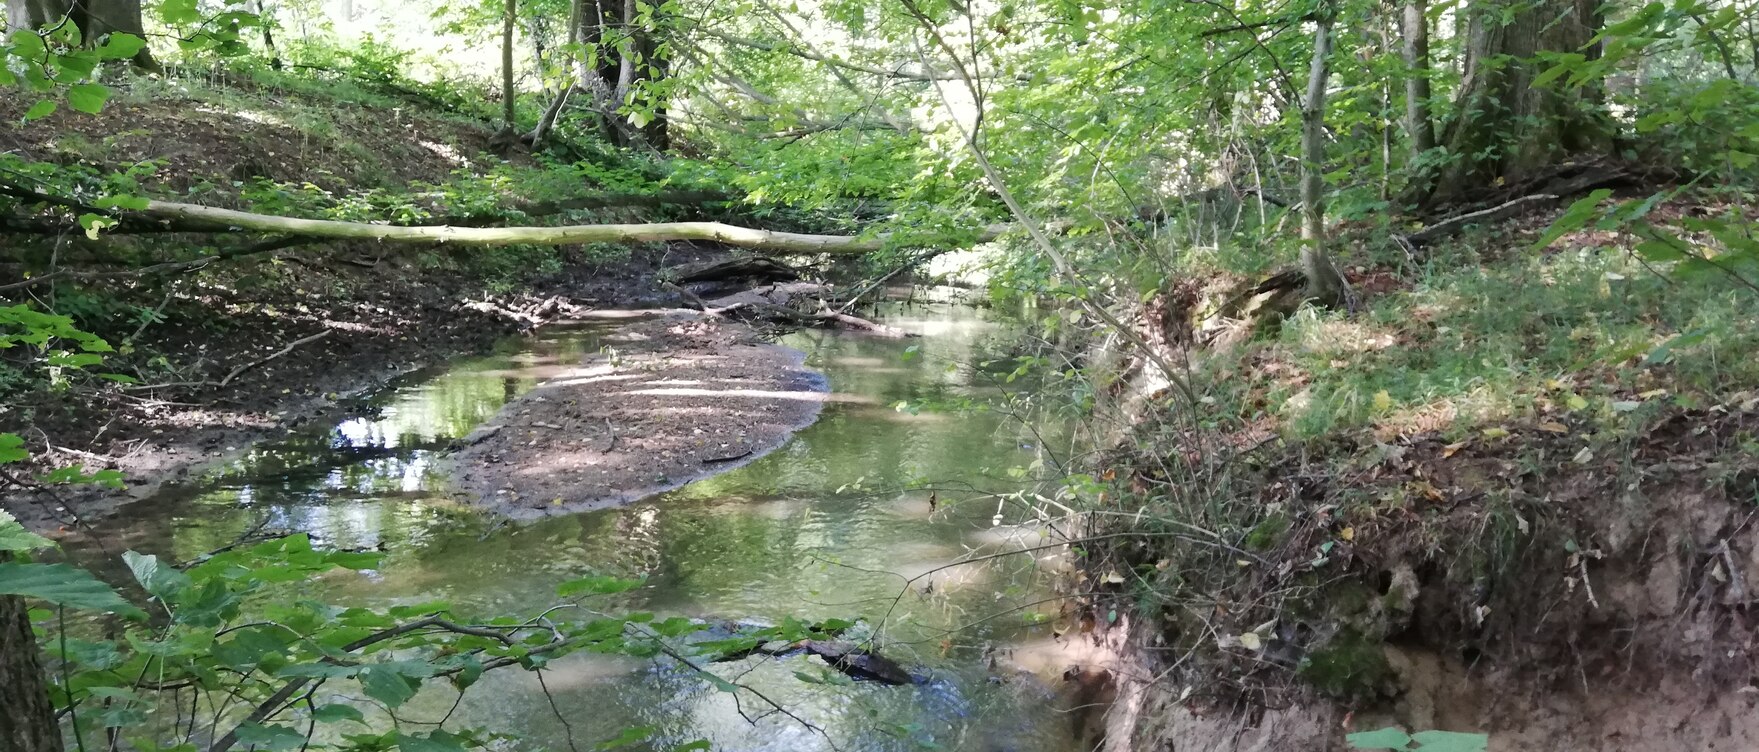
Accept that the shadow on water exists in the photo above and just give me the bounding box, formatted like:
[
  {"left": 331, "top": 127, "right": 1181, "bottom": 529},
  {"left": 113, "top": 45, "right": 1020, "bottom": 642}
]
[{"left": 77, "top": 304, "right": 1085, "bottom": 752}]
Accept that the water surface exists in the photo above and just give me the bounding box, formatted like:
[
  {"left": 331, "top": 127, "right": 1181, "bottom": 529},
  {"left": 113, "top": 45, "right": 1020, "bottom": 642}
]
[{"left": 85, "top": 304, "right": 1082, "bottom": 752}]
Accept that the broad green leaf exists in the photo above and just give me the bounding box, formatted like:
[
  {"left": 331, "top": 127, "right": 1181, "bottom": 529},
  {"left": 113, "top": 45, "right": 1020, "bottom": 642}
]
[
  {"left": 0, "top": 562, "right": 145, "bottom": 618},
  {"left": 23, "top": 100, "right": 57, "bottom": 121},
  {"left": 595, "top": 726, "right": 656, "bottom": 750},
  {"left": 0, "top": 434, "right": 24, "bottom": 464},
  {"left": 67, "top": 83, "right": 110, "bottom": 114},
  {"left": 159, "top": 0, "right": 203, "bottom": 25},
  {"left": 123, "top": 551, "right": 192, "bottom": 600},
  {"left": 1634, "top": 239, "right": 1687, "bottom": 262},
  {"left": 311, "top": 704, "right": 366, "bottom": 724},
  {"left": 1530, "top": 190, "right": 1612, "bottom": 251},
  {"left": 1644, "top": 328, "right": 1712, "bottom": 365},
  {"left": 397, "top": 731, "right": 467, "bottom": 752},
  {"left": 97, "top": 32, "right": 147, "bottom": 60},
  {"left": 94, "top": 194, "right": 151, "bottom": 211},
  {"left": 0, "top": 510, "right": 53, "bottom": 552},
  {"left": 358, "top": 664, "right": 420, "bottom": 708},
  {"left": 232, "top": 723, "right": 307, "bottom": 751}
]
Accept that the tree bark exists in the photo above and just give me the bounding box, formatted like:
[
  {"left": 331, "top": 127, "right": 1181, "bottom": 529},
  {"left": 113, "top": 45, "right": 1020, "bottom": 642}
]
[
  {"left": 496, "top": 0, "right": 518, "bottom": 139},
  {"left": 5, "top": 0, "right": 160, "bottom": 72},
  {"left": 1433, "top": 0, "right": 1611, "bottom": 202},
  {"left": 127, "top": 197, "right": 1013, "bottom": 254},
  {"left": 1402, "top": 0, "right": 1435, "bottom": 160},
  {"left": 0, "top": 553, "right": 64, "bottom": 752},
  {"left": 1300, "top": 7, "right": 1345, "bottom": 305}
]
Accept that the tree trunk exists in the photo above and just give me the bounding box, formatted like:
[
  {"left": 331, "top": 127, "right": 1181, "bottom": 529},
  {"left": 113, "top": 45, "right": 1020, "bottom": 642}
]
[
  {"left": 5, "top": 0, "right": 160, "bottom": 72},
  {"left": 637, "top": 10, "right": 668, "bottom": 150},
  {"left": 493, "top": 0, "right": 518, "bottom": 147},
  {"left": 257, "top": 0, "right": 282, "bottom": 70},
  {"left": 0, "top": 554, "right": 64, "bottom": 752},
  {"left": 1300, "top": 7, "right": 1345, "bottom": 305},
  {"left": 126, "top": 197, "right": 1014, "bottom": 254},
  {"left": 1432, "top": 0, "right": 1611, "bottom": 202},
  {"left": 1402, "top": 0, "right": 1435, "bottom": 160}
]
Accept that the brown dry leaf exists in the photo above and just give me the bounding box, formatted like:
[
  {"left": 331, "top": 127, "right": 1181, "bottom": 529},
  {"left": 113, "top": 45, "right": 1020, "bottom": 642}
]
[
  {"left": 1441, "top": 441, "right": 1468, "bottom": 458},
  {"left": 1537, "top": 421, "right": 1569, "bottom": 434}
]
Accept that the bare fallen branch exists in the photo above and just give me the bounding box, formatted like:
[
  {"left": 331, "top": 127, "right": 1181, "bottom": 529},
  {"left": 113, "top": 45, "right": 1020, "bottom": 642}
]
[{"left": 218, "top": 330, "right": 334, "bottom": 387}]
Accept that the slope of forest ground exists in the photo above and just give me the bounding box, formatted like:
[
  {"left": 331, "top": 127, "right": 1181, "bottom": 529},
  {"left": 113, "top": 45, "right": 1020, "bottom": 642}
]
[
  {"left": 0, "top": 69, "right": 735, "bottom": 528},
  {"left": 1065, "top": 189, "right": 1759, "bottom": 749}
]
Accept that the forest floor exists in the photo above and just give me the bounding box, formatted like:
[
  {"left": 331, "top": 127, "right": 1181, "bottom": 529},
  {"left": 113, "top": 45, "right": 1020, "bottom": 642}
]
[{"left": 0, "top": 69, "right": 772, "bottom": 531}]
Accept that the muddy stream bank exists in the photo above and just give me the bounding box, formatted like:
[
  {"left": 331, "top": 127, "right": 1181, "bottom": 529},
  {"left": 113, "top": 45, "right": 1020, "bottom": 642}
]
[{"left": 65, "top": 303, "right": 1098, "bottom": 752}]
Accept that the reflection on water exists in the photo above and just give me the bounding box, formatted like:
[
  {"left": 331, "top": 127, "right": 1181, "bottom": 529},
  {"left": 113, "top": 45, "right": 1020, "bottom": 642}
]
[{"left": 82, "top": 305, "right": 1081, "bottom": 752}]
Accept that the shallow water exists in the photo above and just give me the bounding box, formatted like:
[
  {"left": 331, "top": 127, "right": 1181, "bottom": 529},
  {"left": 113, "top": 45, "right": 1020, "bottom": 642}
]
[{"left": 81, "top": 304, "right": 1084, "bottom": 752}]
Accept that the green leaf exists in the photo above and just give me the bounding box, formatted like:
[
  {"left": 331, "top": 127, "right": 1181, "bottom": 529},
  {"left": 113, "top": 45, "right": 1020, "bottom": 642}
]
[
  {"left": 595, "top": 726, "right": 656, "bottom": 750},
  {"left": 0, "top": 510, "right": 53, "bottom": 552},
  {"left": 1346, "top": 727, "right": 1413, "bottom": 750},
  {"left": 1644, "top": 328, "right": 1712, "bottom": 365},
  {"left": 67, "top": 83, "right": 110, "bottom": 114},
  {"left": 97, "top": 32, "right": 147, "bottom": 60},
  {"left": 1530, "top": 190, "right": 1612, "bottom": 252},
  {"left": 358, "top": 664, "right": 421, "bottom": 708},
  {"left": 232, "top": 723, "right": 307, "bottom": 751},
  {"left": 123, "top": 551, "right": 192, "bottom": 600},
  {"left": 1634, "top": 239, "right": 1688, "bottom": 262},
  {"left": 0, "top": 562, "right": 144, "bottom": 618},
  {"left": 0, "top": 434, "right": 24, "bottom": 464},
  {"left": 94, "top": 194, "right": 151, "bottom": 211},
  {"left": 397, "top": 731, "right": 467, "bottom": 752},
  {"left": 159, "top": 0, "right": 203, "bottom": 25},
  {"left": 1409, "top": 730, "right": 1488, "bottom": 752},
  {"left": 310, "top": 704, "right": 366, "bottom": 725},
  {"left": 23, "top": 100, "right": 57, "bottom": 121},
  {"left": 78, "top": 213, "right": 117, "bottom": 240}
]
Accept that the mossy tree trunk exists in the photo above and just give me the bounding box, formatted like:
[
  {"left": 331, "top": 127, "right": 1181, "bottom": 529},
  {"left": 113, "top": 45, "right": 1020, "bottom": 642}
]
[{"left": 1432, "top": 0, "right": 1612, "bottom": 203}]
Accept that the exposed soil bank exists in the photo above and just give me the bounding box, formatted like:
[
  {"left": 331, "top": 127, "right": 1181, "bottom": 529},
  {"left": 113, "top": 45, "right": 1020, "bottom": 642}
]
[
  {"left": 1085, "top": 403, "right": 1759, "bottom": 751},
  {"left": 443, "top": 313, "right": 827, "bottom": 517}
]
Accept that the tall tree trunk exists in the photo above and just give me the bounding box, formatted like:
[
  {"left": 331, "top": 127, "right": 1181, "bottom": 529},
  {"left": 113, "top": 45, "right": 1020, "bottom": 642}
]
[
  {"left": 567, "top": 0, "right": 585, "bottom": 82},
  {"left": 1432, "top": 0, "right": 1611, "bottom": 202},
  {"left": 1402, "top": 0, "right": 1435, "bottom": 160},
  {"left": 494, "top": 0, "right": 517, "bottom": 145},
  {"left": 257, "top": 0, "right": 282, "bottom": 70},
  {"left": 636, "top": 5, "right": 668, "bottom": 150},
  {"left": 1299, "top": 6, "right": 1345, "bottom": 306},
  {"left": 0, "top": 554, "right": 63, "bottom": 752}
]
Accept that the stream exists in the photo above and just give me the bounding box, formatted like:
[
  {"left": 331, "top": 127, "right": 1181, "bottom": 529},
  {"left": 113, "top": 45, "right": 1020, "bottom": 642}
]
[{"left": 78, "top": 303, "right": 1087, "bottom": 752}]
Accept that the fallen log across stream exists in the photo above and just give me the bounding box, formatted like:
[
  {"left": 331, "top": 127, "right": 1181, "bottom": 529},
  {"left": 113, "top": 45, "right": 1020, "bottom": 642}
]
[{"left": 96, "top": 198, "right": 1013, "bottom": 255}]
